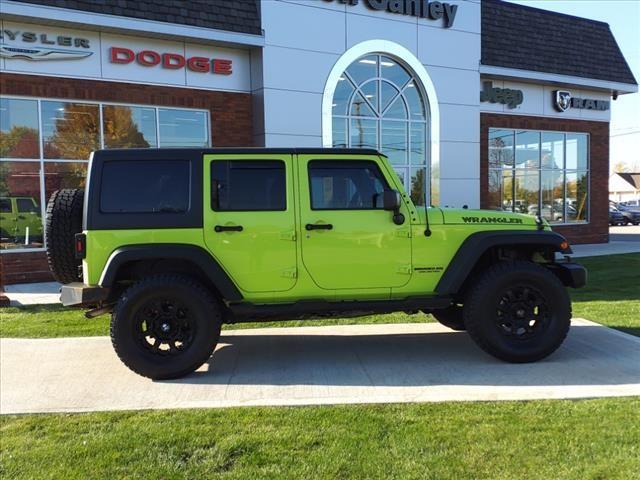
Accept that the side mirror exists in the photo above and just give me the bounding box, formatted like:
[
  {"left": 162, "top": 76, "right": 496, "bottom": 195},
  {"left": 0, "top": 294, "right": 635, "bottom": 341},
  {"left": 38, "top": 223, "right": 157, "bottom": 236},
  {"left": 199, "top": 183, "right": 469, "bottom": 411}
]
[
  {"left": 383, "top": 190, "right": 401, "bottom": 211},
  {"left": 382, "top": 189, "right": 405, "bottom": 225}
]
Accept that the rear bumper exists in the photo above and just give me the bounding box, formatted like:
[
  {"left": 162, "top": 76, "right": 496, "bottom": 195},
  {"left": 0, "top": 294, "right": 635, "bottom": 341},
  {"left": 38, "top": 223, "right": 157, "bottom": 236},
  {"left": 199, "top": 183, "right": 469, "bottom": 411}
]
[
  {"left": 61, "top": 283, "right": 109, "bottom": 307},
  {"left": 547, "top": 262, "right": 587, "bottom": 289}
]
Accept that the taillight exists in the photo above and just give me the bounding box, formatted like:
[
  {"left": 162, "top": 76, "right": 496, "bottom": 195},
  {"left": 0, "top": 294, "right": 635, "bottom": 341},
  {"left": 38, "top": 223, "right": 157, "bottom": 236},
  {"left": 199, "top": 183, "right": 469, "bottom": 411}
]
[{"left": 74, "top": 233, "right": 86, "bottom": 259}]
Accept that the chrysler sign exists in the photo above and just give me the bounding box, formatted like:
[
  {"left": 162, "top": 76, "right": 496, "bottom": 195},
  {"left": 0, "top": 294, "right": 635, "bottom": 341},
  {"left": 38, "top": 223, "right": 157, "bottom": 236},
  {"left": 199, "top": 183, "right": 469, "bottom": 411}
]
[{"left": 0, "top": 28, "right": 92, "bottom": 60}]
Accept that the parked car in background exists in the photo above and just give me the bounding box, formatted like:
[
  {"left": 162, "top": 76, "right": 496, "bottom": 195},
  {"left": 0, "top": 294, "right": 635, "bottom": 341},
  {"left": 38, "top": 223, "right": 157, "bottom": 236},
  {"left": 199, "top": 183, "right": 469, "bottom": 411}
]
[
  {"left": 609, "top": 205, "right": 626, "bottom": 226},
  {"left": 610, "top": 201, "right": 640, "bottom": 225}
]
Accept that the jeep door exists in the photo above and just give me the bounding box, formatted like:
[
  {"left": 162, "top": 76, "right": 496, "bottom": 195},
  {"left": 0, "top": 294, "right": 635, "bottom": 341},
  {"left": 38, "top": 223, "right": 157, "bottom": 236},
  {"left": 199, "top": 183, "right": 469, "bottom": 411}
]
[
  {"left": 298, "top": 155, "right": 412, "bottom": 289},
  {"left": 203, "top": 154, "right": 297, "bottom": 293}
]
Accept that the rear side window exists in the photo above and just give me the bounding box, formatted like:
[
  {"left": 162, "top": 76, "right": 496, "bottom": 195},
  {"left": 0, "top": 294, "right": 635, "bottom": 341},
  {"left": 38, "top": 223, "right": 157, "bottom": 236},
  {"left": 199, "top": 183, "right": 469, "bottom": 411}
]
[
  {"left": 308, "top": 160, "right": 388, "bottom": 210},
  {"left": 100, "top": 160, "right": 190, "bottom": 213},
  {"left": 16, "top": 198, "right": 39, "bottom": 213},
  {"left": 0, "top": 199, "right": 11, "bottom": 213},
  {"left": 211, "top": 160, "right": 286, "bottom": 211}
]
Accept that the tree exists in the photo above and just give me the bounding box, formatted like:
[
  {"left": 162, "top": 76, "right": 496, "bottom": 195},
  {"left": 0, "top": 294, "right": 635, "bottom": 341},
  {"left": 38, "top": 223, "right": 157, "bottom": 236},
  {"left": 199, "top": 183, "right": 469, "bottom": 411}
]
[
  {"left": 0, "top": 126, "right": 39, "bottom": 158},
  {"left": 613, "top": 161, "right": 631, "bottom": 173},
  {"left": 44, "top": 103, "right": 100, "bottom": 160},
  {"left": 103, "top": 106, "right": 151, "bottom": 149}
]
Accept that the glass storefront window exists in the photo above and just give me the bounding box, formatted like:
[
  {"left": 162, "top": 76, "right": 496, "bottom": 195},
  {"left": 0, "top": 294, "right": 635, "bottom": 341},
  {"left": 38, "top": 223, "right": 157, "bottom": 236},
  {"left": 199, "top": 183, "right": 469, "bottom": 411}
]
[
  {"left": 42, "top": 101, "right": 100, "bottom": 160},
  {"left": 0, "top": 98, "right": 40, "bottom": 159},
  {"left": 1, "top": 96, "right": 211, "bottom": 251},
  {"left": 159, "top": 109, "right": 208, "bottom": 148},
  {"left": 44, "top": 162, "right": 88, "bottom": 207},
  {"left": 332, "top": 54, "right": 429, "bottom": 204},
  {"left": 566, "top": 133, "right": 589, "bottom": 170},
  {"left": 488, "top": 128, "right": 589, "bottom": 224},
  {"left": 103, "top": 106, "right": 157, "bottom": 149},
  {"left": 0, "top": 161, "right": 43, "bottom": 250}
]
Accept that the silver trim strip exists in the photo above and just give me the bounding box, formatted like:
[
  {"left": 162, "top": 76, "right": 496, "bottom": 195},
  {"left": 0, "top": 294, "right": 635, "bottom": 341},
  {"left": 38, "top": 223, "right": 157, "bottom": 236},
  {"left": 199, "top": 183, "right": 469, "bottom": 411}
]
[{"left": 480, "top": 65, "right": 638, "bottom": 94}]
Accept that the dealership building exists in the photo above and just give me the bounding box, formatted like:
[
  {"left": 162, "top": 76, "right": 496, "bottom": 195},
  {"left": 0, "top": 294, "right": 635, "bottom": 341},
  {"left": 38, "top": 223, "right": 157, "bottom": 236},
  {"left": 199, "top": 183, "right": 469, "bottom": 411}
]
[{"left": 0, "top": 0, "right": 637, "bottom": 285}]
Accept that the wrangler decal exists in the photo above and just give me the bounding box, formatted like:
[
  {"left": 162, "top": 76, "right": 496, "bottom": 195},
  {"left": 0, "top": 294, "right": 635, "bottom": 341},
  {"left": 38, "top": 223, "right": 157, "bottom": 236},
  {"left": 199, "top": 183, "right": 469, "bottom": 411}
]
[{"left": 461, "top": 216, "right": 524, "bottom": 225}]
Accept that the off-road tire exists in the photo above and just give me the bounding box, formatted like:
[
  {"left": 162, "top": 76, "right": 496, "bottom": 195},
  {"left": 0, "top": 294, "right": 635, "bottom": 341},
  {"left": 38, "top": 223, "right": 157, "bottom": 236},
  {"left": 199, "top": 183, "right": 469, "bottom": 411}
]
[
  {"left": 463, "top": 261, "right": 571, "bottom": 363},
  {"left": 432, "top": 305, "right": 466, "bottom": 331},
  {"left": 45, "top": 188, "right": 84, "bottom": 284},
  {"left": 111, "top": 275, "right": 222, "bottom": 380}
]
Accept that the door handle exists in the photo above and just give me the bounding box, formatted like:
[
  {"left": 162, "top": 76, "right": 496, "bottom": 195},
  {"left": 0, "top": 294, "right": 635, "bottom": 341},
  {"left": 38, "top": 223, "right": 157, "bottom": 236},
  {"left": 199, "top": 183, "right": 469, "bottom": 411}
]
[
  {"left": 305, "top": 223, "right": 333, "bottom": 231},
  {"left": 214, "top": 225, "right": 243, "bottom": 233}
]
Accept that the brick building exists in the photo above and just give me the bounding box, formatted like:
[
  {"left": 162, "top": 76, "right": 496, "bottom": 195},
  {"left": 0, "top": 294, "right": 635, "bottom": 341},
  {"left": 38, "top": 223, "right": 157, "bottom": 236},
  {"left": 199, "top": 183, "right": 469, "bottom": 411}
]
[{"left": 0, "top": 0, "right": 637, "bottom": 285}]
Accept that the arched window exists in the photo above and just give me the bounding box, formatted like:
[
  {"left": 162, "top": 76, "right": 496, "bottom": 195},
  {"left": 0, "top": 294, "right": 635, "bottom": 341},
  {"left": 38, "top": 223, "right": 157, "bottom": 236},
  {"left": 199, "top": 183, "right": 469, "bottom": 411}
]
[{"left": 331, "top": 54, "right": 429, "bottom": 206}]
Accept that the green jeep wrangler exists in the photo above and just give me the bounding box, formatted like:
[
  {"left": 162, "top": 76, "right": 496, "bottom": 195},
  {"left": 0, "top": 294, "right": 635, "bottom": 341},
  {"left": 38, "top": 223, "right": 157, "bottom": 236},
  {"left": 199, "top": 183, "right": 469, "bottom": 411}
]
[{"left": 46, "top": 148, "right": 586, "bottom": 379}]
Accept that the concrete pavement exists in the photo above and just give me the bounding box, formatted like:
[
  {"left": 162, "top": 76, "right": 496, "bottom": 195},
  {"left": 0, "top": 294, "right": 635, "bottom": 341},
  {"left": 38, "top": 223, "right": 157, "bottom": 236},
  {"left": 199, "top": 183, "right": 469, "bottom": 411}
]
[
  {"left": 2, "top": 320, "right": 639, "bottom": 414},
  {"left": 569, "top": 225, "right": 640, "bottom": 258}
]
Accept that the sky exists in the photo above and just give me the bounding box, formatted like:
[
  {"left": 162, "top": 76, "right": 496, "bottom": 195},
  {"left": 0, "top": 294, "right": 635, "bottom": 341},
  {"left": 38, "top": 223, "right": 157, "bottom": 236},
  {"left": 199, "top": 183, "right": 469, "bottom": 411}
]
[{"left": 509, "top": 0, "right": 640, "bottom": 172}]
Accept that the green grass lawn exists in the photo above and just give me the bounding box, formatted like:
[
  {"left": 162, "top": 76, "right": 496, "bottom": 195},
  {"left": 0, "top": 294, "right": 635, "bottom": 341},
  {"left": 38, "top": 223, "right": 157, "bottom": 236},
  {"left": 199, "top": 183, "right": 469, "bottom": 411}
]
[
  {"left": 1, "top": 398, "right": 639, "bottom": 480},
  {"left": 1, "top": 253, "right": 638, "bottom": 338}
]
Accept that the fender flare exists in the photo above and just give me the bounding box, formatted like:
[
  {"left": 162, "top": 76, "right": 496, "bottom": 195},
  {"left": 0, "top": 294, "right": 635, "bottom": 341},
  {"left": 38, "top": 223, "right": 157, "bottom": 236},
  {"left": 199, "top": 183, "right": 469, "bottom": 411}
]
[
  {"left": 435, "top": 230, "right": 571, "bottom": 295},
  {"left": 99, "top": 244, "right": 242, "bottom": 301}
]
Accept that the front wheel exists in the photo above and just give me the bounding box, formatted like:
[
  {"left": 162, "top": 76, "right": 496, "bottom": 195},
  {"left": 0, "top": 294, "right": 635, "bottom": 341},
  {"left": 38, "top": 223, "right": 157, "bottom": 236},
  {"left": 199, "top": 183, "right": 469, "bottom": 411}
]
[
  {"left": 463, "top": 261, "right": 571, "bottom": 363},
  {"left": 110, "top": 275, "right": 222, "bottom": 379}
]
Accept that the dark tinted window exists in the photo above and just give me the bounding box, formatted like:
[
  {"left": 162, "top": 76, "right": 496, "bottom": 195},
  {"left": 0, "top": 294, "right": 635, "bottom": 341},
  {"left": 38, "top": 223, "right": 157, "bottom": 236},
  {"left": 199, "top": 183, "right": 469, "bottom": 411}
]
[
  {"left": 211, "top": 161, "right": 286, "bottom": 211},
  {"left": 16, "top": 198, "right": 39, "bottom": 213},
  {"left": 309, "top": 160, "right": 388, "bottom": 210},
  {"left": 0, "top": 198, "right": 11, "bottom": 213},
  {"left": 100, "top": 160, "right": 190, "bottom": 213}
]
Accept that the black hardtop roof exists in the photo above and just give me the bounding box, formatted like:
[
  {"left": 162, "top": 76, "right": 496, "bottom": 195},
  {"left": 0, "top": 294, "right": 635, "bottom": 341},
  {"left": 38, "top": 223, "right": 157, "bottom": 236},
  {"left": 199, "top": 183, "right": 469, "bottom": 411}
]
[{"left": 92, "top": 148, "right": 386, "bottom": 159}]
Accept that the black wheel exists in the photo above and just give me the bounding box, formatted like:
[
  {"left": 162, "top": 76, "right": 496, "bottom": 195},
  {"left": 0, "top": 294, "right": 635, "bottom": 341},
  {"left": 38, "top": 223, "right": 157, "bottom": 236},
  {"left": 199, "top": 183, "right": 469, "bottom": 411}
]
[
  {"left": 45, "top": 188, "right": 84, "bottom": 284},
  {"left": 432, "top": 305, "right": 466, "bottom": 331},
  {"left": 110, "top": 275, "right": 222, "bottom": 380},
  {"left": 463, "top": 261, "right": 571, "bottom": 363}
]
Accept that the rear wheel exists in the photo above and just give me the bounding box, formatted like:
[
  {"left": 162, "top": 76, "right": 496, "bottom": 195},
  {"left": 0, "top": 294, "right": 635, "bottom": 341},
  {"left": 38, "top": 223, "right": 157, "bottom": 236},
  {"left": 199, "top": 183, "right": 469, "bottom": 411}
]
[
  {"left": 45, "top": 188, "right": 84, "bottom": 284},
  {"left": 432, "top": 305, "right": 466, "bottom": 331},
  {"left": 110, "top": 275, "right": 222, "bottom": 379},
  {"left": 463, "top": 261, "right": 571, "bottom": 363}
]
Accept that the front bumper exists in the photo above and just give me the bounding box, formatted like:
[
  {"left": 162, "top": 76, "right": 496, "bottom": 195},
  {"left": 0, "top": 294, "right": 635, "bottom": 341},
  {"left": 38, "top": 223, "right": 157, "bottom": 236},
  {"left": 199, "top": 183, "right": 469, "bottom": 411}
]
[
  {"left": 61, "top": 283, "right": 110, "bottom": 307},
  {"left": 547, "top": 262, "right": 587, "bottom": 289}
]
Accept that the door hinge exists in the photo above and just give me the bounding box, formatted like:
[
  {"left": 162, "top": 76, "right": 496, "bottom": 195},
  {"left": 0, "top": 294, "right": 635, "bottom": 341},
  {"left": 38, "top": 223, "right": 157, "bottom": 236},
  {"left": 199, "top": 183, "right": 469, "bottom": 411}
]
[
  {"left": 281, "top": 267, "right": 298, "bottom": 279},
  {"left": 395, "top": 229, "right": 411, "bottom": 238},
  {"left": 397, "top": 264, "right": 412, "bottom": 274},
  {"left": 280, "top": 230, "right": 297, "bottom": 241}
]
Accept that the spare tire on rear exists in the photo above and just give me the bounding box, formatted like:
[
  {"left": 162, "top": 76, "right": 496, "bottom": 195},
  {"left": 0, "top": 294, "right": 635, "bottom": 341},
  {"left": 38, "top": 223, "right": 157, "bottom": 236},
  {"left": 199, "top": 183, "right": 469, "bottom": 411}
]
[{"left": 45, "top": 189, "right": 84, "bottom": 284}]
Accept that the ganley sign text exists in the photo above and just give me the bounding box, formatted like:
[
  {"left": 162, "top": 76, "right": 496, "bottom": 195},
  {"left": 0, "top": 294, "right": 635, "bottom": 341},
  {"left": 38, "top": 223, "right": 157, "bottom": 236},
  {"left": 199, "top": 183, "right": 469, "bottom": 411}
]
[{"left": 323, "top": 0, "right": 458, "bottom": 28}]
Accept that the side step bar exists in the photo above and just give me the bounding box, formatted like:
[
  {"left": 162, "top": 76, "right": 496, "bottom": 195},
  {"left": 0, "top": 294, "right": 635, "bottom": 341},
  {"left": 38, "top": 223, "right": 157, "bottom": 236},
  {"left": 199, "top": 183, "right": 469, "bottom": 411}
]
[{"left": 227, "top": 296, "right": 452, "bottom": 323}]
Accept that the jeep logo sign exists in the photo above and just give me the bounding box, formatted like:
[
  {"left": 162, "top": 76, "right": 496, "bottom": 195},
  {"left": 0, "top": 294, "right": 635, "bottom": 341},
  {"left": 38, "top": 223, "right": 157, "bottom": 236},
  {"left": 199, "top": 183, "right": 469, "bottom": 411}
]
[
  {"left": 323, "top": 0, "right": 458, "bottom": 28},
  {"left": 480, "top": 81, "right": 524, "bottom": 109},
  {"left": 553, "top": 90, "right": 610, "bottom": 112}
]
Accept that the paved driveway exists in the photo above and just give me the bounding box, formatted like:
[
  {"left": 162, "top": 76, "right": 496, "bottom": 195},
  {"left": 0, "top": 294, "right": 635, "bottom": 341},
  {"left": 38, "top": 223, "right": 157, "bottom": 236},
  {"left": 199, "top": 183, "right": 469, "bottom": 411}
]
[{"left": 2, "top": 319, "right": 639, "bottom": 414}]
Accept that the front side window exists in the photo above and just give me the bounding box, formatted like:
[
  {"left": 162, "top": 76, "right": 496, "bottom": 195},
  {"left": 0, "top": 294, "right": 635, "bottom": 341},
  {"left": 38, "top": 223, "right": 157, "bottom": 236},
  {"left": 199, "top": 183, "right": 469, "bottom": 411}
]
[
  {"left": 488, "top": 128, "right": 589, "bottom": 223},
  {"left": 332, "top": 55, "right": 429, "bottom": 206},
  {"left": 211, "top": 161, "right": 286, "bottom": 212},
  {"left": 308, "top": 160, "right": 388, "bottom": 210},
  {"left": 100, "top": 160, "right": 190, "bottom": 213}
]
